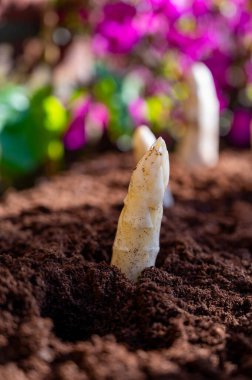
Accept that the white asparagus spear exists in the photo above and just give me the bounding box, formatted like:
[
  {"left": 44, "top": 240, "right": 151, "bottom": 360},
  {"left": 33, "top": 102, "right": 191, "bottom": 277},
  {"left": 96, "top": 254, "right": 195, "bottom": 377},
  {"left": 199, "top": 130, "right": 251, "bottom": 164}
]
[
  {"left": 179, "top": 62, "right": 219, "bottom": 167},
  {"left": 111, "top": 137, "right": 169, "bottom": 282},
  {"left": 133, "top": 125, "right": 157, "bottom": 164},
  {"left": 133, "top": 125, "right": 174, "bottom": 208}
]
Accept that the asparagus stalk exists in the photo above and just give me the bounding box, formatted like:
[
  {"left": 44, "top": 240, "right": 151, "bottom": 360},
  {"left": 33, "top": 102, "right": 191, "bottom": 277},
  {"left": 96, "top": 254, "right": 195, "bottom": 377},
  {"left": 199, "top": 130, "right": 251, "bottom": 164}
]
[
  {"left": 133, "top": 125, "right": 157, "bottom": 164},
  {"left": 111, "top": 137, "right": 169, "bottom": 282},
  {"left": 133, "top": 125, "right": 174, "bottom": 208},
  {"left": 179, "top": 62, "right": 219, "bottom": 167}
]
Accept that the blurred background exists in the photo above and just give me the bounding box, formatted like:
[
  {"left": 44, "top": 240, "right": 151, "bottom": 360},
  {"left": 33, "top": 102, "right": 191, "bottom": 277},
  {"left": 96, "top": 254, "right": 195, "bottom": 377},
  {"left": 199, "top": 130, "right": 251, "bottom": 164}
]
[{"left": 0, "top": 0, "right": 251, "bottom": 189}]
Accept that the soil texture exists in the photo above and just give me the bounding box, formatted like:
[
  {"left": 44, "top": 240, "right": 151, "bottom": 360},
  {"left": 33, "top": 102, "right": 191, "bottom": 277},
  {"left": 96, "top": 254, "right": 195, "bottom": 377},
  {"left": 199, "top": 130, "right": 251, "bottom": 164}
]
[{"left": 0, "top": 150, "right": 252, "bottom": 380}]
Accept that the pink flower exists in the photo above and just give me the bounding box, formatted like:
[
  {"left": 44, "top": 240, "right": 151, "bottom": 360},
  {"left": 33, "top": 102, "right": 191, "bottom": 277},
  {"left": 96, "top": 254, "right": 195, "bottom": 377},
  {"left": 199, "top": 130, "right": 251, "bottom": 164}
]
[
  {"left": 64, "top": 99, "right": 109, "bottom": 150},
  {"left": 136, "top": 11, "right": 168, "bottom": 37},
  {"left": 64, "top": 99, "right": 90, "bottom": 150},
  {"left": 192, "top": 0, "right": 210, "bottom": 17},
  {"left": 87, "top": 102, "right": 109, "bottom": 129},
  {"left": 149, "top": 0, "right": 190, "bottom": 20},
  {"left": 129, "top": 98, "right": 147, "bottom": 125},
  {"left": 205, "top": 51, "right": 232, "bottom": 110},
  {"left": 94, "top": 2, "right": 140, "bottom": 54},
  {"left": 228, "top": 109, "right": 251, "bottom": 147}
]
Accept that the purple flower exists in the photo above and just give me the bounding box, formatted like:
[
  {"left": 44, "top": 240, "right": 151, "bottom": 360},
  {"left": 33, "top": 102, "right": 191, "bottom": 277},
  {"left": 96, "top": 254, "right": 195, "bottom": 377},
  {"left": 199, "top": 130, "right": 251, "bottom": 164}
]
[
  {"left": 214, "top": 86, "right": 229, "bottom": 111},
  {"left": 205, "top": 51, "right": 231, "bottom": 88},
  {"left": 64, "top": 99, "right": 109, "bottom": 150},
  {"left": 229, "top": 6, "right": 251, "bottom": 33},
  {"left": 136, "top": 11, "right": 168, "bottom": 37},
  {"left": 129, "top": 98, "right": 147, "bottom": 125},
  {"left": 167, "top": 28, "right": 212, "bottom": 60},
  {"left": 192, "top": 0, "right": 210, "bottom": 17},
  {"left": 149, "top": 0, "right": 190, "bottom": 21},
  {"left": 94, "top": 2, "right": 140, "bottom": 54},
  {"left": 64, "top": 99, "right": 90, "bottom": 150},
  {"left": 205, "top": 51, "right": 232, "bottom": 110},
  {"left": 166, "top": 12, "right": 227, "bottom": 61},
  {"left": 228, "top": 109, "right": 251, "bottom": 147},
  {"left": 87, "top": 102, "right": 109, "bottom": 129}
]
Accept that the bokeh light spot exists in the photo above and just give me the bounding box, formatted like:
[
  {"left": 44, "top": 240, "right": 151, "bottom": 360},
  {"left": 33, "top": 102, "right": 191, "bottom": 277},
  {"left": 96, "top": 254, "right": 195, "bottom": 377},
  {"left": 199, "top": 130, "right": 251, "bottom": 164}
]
[
  {"left": 116, "top": 134, "right": 132, "bottom": 151},
  {"left": 10, "top": 93, "right": 29, "bottom": 112},
  {"left": 47, "top": 140, "right": 64, "bottom": 160},
  {"left": 53, "top": 28, "right": 72, "bottom": 46},
  {"left": 43, "top": 96, "right": 67, "bottom": 132}
]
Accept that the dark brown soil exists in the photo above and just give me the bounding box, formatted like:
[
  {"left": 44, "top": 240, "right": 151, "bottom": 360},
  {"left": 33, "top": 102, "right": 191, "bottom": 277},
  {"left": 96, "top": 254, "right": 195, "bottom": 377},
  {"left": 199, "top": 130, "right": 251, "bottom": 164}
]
[{"left": 0, "top": 150, "right": 252, "bottom": 380}]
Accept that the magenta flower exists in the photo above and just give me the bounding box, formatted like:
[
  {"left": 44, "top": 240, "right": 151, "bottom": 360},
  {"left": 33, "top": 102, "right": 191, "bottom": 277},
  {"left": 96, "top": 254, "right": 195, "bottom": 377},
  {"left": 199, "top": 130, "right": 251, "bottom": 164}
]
[
  {"left": 129, "top": 98, "right": 147, "bottom": 125},
  {"left": 167, "top": 28, "right": 213, "bottom": 60},
  {"left": 205, "top": 51, "right": 231, "bottom": 88},
  {"left": 228, "top": 109, "right": 251, "bottom": 147},
  {"left": 94, "top": 2, "right": 140, "bottom": 54},
  {"left": 166, "top": 13, "right": 224, "bottom": 61},
  {"left": 87, "top": 102, "right": 109, "bottom": 129},
  {"left": 205, "top": 51, "right": 232, "bottom": 110},
  {"left": 149, "top": 0, "right": 190, "bottom": 21},
  {"left": 64, "top": 99, "right": 109, "bottom": 150},
  {"left": 192, "top": 0, "right": 210, "bottom": 17},
  {"left": 64, "top": 99, "right": 90, "bottom": 150},
  {"left": 230, "top": 7, "right": 252, "bottom": 33},
  {"left": 136, "top": 11, "right": 168, "bottom": 37}
]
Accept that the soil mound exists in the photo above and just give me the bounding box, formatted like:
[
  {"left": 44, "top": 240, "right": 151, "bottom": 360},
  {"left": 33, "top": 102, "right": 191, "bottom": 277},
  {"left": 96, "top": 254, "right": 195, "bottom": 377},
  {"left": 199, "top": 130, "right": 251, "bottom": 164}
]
[{"left": 0, "top": 151, "right": 251, "bottom": 379}]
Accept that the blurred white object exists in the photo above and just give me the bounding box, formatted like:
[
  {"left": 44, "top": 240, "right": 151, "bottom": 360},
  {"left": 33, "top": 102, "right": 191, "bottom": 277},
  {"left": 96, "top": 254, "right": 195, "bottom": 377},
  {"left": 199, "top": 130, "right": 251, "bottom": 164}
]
[
  {"left": 179, "top": 62, "right": 220, "bottom": 167},
  {"left": 133, "top": 125, "right": 157, "bottom": 163},
  {"left": 28, "top": 64, "right": 51, "bottom": 90},
  {"left": 133, "top": 125, "right": 174, "bottom": 207},
  {"left": 53, "top": 37, "right": 94, "bottom": 100},
  {"left": 111, "top": 138, "right": 169, "bottom": 282}
]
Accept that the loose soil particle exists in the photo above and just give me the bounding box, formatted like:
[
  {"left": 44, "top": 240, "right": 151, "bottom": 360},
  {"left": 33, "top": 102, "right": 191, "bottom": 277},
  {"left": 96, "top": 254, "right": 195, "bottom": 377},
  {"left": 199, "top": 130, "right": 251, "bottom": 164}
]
[{"left": 0, "top": 150, "right": 251, "bottom": 380}]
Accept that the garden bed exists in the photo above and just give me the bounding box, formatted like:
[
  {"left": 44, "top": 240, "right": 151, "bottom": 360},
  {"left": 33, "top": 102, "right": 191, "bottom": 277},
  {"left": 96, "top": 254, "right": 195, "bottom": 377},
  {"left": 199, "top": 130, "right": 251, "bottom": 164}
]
[{"left": 0, "top": 150, "right": 252, "bottom": 379}]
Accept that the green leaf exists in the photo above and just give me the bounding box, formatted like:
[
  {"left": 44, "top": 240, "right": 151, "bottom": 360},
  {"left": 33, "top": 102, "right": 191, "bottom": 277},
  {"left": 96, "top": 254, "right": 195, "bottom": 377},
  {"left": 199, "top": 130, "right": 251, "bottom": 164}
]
[
  {"left": 43, "top": 96, "right": 67, "bottom": 133},
  {"left": 0, "top": 85, "right": 68, "bottom": 182}
]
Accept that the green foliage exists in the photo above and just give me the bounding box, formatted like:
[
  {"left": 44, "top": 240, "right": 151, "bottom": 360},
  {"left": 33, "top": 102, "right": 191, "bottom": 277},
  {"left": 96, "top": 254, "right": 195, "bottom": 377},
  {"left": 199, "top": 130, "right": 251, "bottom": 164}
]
[
  {"left": 146, "top": 95, "right": 172, "bottom": 131},
  {"left": 0, "top": 85, "right": 68, "bottom": 182},
  {"left": 94, "top": 65, "right": 135, "bottom": 140}
]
